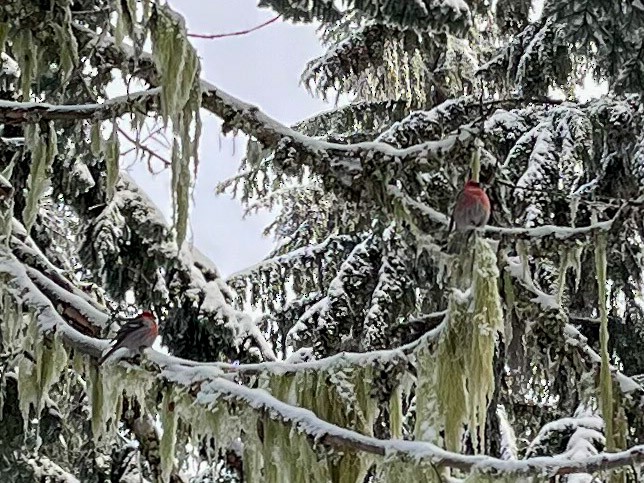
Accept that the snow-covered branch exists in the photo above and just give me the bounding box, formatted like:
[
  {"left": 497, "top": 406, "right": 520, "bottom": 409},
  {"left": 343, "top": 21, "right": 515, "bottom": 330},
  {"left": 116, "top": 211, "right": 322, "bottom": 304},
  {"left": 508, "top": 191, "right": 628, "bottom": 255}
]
[
  {"left": 25, "top": 454, "right": 80, "bottom": 483},
  {"left": 505, "top": 255, "right": 644, "bottom": 394},
  {"left": 73, "top": 23, "right": 477, "bottom": 179},
  {"left": 100, "top": 174, "right": 277, "bottom": 362},
  {"left": 225, "top": 234, "right": 357, "bottom": 284},
  {"left": 5, "top": 247, "right": 644, "bottom": 477},
  {"left": 0, "top": 88, "right": 160, "bottom": 123},
  {"left": 188, "top": 376, "right": 644, "bottom": 477},
  {"left": 391, "top": 186, "right": 625, "bottom": 240}
]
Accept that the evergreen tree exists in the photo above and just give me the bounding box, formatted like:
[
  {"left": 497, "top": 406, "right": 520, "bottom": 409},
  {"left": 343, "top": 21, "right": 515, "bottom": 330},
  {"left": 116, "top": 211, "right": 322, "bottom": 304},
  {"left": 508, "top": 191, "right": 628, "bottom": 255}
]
[{"left": 1, "top": 0, "right": 644, "bottom": 481}]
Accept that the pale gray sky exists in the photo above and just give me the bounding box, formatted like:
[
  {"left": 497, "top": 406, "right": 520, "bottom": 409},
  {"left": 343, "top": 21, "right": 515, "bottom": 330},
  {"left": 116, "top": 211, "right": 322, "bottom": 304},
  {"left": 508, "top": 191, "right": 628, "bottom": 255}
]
[{"left": 125, "top": 1, "right": 333, "bottom": 276}]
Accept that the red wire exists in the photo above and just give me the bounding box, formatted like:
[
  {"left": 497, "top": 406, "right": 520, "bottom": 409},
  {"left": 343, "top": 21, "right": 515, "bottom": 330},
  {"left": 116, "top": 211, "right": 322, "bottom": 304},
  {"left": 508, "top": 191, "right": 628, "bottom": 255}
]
[{"left": 187, "top": 15, "right": 281, "bottom": 40}]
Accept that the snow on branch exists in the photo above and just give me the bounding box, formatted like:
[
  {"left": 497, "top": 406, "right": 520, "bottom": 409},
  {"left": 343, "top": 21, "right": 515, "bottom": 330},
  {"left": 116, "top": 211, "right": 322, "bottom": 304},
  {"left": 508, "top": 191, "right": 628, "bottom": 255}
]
[
  {"left": 225, "top": 234, "right": 357, "bottom": 284},
  {"left": 5, "top": 248, "right": 644, "bottom": 477},
  {"left": 188, "top": 375, "right": 644, "bottom": 477},
  {"left": 90, "top": 173, "right": 277, "bottom": 362},
  {"left": 25, "top": 454, "right": 80, "bottom": 483},
  {"left": 12, "top": 230, "right": 442, "bottom": 375},
  {"left": 0, "top": 251, "right": 108, "bottom": 359},
  {"left": 505, "top": 254, "right": 644, "bottom": 395},
  {"left": 391, "top": 186, "right": 628, "bottom": 241},
  {"left": 73, "top": 24, "right": 477, "bottom": 174},
  {"left": 0, "top": 88, "right": 161, "bottom": 123}
]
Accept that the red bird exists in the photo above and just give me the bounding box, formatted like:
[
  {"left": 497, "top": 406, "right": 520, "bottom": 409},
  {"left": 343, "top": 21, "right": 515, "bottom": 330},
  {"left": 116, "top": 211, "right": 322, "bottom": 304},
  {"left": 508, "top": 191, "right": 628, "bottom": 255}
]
[
  {"left": 98, "top": 311, "right": 158, "bottom": 365},
  {"left": 449, "top": 180, "right": 491, "bottom": 231}
]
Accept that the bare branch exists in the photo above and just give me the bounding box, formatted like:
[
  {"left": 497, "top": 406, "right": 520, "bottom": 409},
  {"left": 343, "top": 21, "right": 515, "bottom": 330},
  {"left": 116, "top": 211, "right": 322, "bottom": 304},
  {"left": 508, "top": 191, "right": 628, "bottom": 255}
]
[{"left": 187, "top": 16, "right": 280, "bottom": 39}]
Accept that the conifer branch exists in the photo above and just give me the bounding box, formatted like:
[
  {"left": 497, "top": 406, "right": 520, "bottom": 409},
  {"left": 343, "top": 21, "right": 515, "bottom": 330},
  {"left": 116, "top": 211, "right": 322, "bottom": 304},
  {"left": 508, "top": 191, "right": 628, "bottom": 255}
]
[
  {"left": 2, "top": 248, "right": 644, "bottom": 478},
  {"left": 390, "top": 186, "right": 626, "bottom": 240},
  {"left": 0, "top": 89, "right": 160, "bottom": 123}
]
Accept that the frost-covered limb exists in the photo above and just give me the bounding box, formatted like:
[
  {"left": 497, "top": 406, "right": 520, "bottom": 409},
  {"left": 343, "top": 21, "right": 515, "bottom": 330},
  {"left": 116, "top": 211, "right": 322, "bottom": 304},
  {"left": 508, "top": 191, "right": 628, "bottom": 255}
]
[
  {"left": 392, "top": 187, "right": 625, "bottom": 240},
  {"left": 3, "top": 246, "right": 442, "bottom": 375},
  {"left": 0, "top": 136, "right": 24, "bottom": 148},
  {"left": 74, "top": 24, "right": 478, "bottom": 177},
  {"left": 10, "top": 234, "right": 107, "bottom": 314},
  {"left": 24, "top": 454, "right": 80, "bottom": 483},
  {"left": 505, "top": 255, "right": 644, "bottom": 396},
  {"left": 525, "top": 414, "right": 604, "bottom": 459},
  {"left": 0, "top": 88, "right": 161, "bottom": 123},
  {"left": 563, "top": 324, "right": 643, "bottom": 394},
  {"left": 194, "top": 376, "right": 644, "bottom": 477},
  {"left": 11, "top": 235, "right": 109, "bottom": 330},
  {"left": 78, "top": 172, "right": 276, "bottom": 362},
  {"left": 6, "top": 246, "right": 644, "bottom": 477},
  {"left": 25, "top": 265, "right": 109, "bottom": 334},
  {"left": 0, "top": 251, "right": 184, "bottom": 481},
  {"left": 0, "top": 250, "right": 107, "bottom": 359},
  {"left": 225, "top": 234, "right": 357, "bottom": 284},
  {"left": 526, "top": 405, "right": 605, "bottom": 482},
  {"left": 5, "top": 232, "right": 438, "bottom": 375}
]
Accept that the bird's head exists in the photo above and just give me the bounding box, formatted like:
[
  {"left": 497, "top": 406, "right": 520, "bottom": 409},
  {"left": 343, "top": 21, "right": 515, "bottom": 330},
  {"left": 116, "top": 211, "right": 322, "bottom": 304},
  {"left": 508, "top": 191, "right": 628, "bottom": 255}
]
[{"left": 140, "top": 310, "right": 156, "bottom": 321}]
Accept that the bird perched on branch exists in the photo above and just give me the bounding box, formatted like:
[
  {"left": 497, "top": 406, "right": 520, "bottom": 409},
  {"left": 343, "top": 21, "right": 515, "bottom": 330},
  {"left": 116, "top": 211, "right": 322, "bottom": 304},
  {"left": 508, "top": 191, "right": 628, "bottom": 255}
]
[
  {"left": 98, "top": 310, "right": 158, "bottom": 365},
  {"left": 449, "top": 180, "right": 491, "bottom": 232}
]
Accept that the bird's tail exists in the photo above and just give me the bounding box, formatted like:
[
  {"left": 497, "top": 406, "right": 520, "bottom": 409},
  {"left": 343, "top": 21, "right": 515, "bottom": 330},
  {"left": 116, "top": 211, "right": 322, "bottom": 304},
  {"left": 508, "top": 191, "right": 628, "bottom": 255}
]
[{"left": 98, "top": 343, "right": 119, "bottom": 365}]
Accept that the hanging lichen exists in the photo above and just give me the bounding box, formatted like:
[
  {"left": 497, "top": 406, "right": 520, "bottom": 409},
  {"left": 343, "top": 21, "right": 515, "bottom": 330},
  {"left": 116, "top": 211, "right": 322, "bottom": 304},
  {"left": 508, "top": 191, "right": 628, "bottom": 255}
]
[
  {"left": 261, "top": 417, "right": 331, "bottom": 483},
  {"left": 241, "top": 410, "right": 264, "bottom": 483},
  {"left": 22, "top": 122, "right": 58, "bottom": 233},
  {"left": 467, "top": 237, "right": 504, "bottom": 452},
  {"left": 105, "top": 122, "right": 120, "bottom": 200},
  {"left": 422, "top": 237, "right": 502, "bottom": 455},
  {"left": 414, "top": 337, "right": 443, "bottom": 445},
  {"left": 12, "top": 28, "right": 39, "bottom": 99},
  {"left": 17, "top": 312, "right": 68, "bottom": 432},
  {"left": 0, "top": 161, "right": 15, "bottom": 245},
  {"left": 90, "top": 122, "right": 103, "bottom": 157},
  {"left": 170, "top": 138, "right": 190, "bottom": 248},
  {"left": 595, "top": 232, "right": 615, "bottom": 452},
  {"left": 556, "top": 248, "right": 570, "bottom": 305},
  {"left": 0, "top": 23, "right": 8, "bottom": 54},
  {"left": 1, "top": 291, "right": 22, "bottom": 350},
  {"left": 160, "top": 387, "right": 178, "bottom": 483},
  {"left": 389, "top": 385, "right": 403, "bottom": 439},
  {"left": 51, "top": 4, "right": 78, "bottom": 84},
  {"left": 87, "top": 363, "right": 105, "bottom": 442},
  {"left": 17, "top": 313, "right": 39, "bottom": 434},
  {"left": 435, "top": 293, "right": 469, "bottom": 452},
  {"left": 87, "top": 360, "right": 153, "bottom": 443},
  {"left": 374, "top": 453, "right": 441, "bottom": 483},
  {"left": 34, "top": 337, "right": 68, "bottom": 414},
  {"left": 149, "top": 3, "right": 202, "bottom": 249},
  {"left": 173, "top": 389, "right": 241, "bottom": 465},
  {"left": 259, "top": 366, "right": 376, "bottom": 483}
]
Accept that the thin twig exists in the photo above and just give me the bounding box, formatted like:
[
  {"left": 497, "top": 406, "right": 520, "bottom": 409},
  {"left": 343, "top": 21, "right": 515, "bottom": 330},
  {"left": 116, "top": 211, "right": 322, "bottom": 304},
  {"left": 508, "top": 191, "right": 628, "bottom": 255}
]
[
  {"left": 118, "top": 126, "right": 171, "bottom": 168},
  {"left": 187, "top": 16, "right": 280, "bottom": 40}
]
